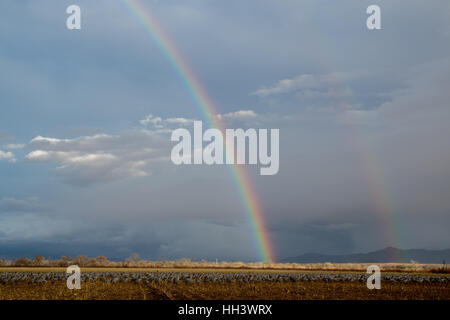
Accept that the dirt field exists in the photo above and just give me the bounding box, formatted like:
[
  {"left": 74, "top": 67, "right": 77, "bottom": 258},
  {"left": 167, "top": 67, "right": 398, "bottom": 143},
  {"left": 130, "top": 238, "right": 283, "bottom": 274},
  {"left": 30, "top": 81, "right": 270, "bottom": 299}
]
[
  {"left": 0, "top": 268, "right": 448, "bottom": 300},
  {"left": 0, "top": 279, "right": 449, "bottom": 300}
]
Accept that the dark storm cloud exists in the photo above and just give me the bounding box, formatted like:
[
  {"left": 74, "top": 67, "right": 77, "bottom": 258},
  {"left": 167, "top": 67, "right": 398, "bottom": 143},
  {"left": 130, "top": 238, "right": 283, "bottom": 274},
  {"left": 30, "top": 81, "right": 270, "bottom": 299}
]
[{"left": 0, "top": 197, "right": 43, "bottom": 213}]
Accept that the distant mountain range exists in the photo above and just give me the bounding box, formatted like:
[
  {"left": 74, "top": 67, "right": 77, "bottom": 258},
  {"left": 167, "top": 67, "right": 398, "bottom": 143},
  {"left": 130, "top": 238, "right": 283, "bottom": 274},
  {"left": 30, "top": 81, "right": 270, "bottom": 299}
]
[{"left": 283, "top": 247, "right": 450, "bottom": 264}]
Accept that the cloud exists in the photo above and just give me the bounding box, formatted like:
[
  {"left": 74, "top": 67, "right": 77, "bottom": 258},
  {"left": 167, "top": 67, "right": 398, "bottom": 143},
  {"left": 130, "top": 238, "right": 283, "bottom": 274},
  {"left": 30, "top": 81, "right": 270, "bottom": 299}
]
[
  {"left": 165, "top": 117, "right": 196, "bottom": 125},
  {"left": 0, "top": 150, "right": 16, "bottom": 163},
  {"left": 0, "top": 218, "right": 258, "bottom": 261},
  {"left": 334, "top": 57, "right": 450, "bottom": 128},
  {"left": 4, "top": 143, "right": 25, "bottom": 150},
  {"left": 140, "top": 114, "right": 164, "bottom": 127},
  {"left": 216, "top": 110, "right": 258, "bottom": 120},
  {"left": 0, "top": 197, "right": 42, "bottom": 214},
  {"left": 216, "top": 110, "right": 295, "bottom": 128},
  {"left": 25, "top": 131, "right": 170, "bottom": 186},
  {"left": 250, "top": 71, "right": 396, "bottom": 111},
  {"left": 139, "top": 111, "right": 288, "bottom": 129},
  {"left": 140, "top": 114, "right": 195, "bottom": 129},
  {"left": 254, "top": 57, "right": 450, "bottom": 254},
  {"left": 252, "top": 72, "right": 357, "bottom": 97},
  {"left": 214, "top": 109, "right": 296, "bottom": 128},
  {"left": 23, "top": 110, "right": 290, "bottom": 186}
]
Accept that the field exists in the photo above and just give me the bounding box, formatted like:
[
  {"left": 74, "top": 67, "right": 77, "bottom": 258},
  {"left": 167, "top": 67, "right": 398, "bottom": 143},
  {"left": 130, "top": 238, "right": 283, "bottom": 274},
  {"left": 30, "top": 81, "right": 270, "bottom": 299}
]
[{"left": 0, "top": 267, "right": 449, "bottom": 300}]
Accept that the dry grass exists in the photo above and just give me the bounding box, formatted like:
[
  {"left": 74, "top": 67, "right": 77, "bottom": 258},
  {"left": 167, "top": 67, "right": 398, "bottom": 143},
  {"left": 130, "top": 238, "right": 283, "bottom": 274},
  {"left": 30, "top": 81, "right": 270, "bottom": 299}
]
[
  {"left": 1, "top": 259, "right": 448, "bottom": 274},
  {"left": 1, "top": 266, "right": 448, "bottom": 276},
  {"left": 430, "top": 267, "right": 450, "bottom": 274},
  {"left": 0, "top": 279, "right": 448, "bottom": 300}
]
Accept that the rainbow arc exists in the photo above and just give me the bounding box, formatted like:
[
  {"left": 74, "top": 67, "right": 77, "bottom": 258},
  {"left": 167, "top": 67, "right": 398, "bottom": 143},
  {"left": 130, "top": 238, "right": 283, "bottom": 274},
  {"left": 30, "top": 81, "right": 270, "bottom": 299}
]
[{"left": 123, "top": 0, "right": 274, "bottom": 262}]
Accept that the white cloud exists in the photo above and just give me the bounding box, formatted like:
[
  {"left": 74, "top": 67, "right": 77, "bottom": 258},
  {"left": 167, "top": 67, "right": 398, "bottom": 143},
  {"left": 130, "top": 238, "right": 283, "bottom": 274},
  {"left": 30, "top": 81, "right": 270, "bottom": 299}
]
[
  {"left": 26, "top": 150, "right": 72, "bottom": 162},
  {"left": 140, "top": 114, "right": 195, "bottom": 129},
  {"left": 4, "top": 143, "right": 25, "bottom": 150},
  {"left": 216, "top": 110, "right": 295, "bottom": 127},
  {"left": 30, "top": 136, "right": 69, "bottom": 144},
  {"left": 0, "top": 150, "right": 16, "bottom": 163},
  {"left": 25, "top": 131, "right": 170, "bottom": 186},
  {"left": 252, "top": 72, "right": 358, "bottom": 97},
  {"left": 24, "top": 110, "right": 291, "bottom": 186},
  {"left": 217, "top": 110, "right": 258, "bottom": 120},
  {"left": 139, "top": 114, "right": 164, "bottom": 127},
  {"left": 139, "top": 111, "right": 293, "bottom": 130},
  {"left": 165, "top": 117, "right": 196, "bottom": 125},
  {"left": 26, "top": 150, "right": 117, "bottom": 166}
]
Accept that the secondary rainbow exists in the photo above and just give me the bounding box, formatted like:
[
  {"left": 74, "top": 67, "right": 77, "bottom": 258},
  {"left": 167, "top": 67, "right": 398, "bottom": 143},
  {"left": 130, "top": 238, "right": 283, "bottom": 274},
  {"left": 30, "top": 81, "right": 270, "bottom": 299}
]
[
  {"left": 306, "top": 9, "right": 404, "bottom": 258},
  {"left": 122, "top": 0, "right": 275, "bottom": 262}
]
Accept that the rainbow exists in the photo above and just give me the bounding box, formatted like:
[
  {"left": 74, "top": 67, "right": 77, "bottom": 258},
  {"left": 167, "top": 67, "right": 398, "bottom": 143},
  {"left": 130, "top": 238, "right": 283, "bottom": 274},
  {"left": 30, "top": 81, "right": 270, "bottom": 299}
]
[
  {"left": 347, "top": 117, "right": 405, "bottom": 259},
  {"left": 307, "top": 15, "right": 404, "bottom": 258},
  {"left": 122, "top": 0, "right": 275, "bottom": 262}
]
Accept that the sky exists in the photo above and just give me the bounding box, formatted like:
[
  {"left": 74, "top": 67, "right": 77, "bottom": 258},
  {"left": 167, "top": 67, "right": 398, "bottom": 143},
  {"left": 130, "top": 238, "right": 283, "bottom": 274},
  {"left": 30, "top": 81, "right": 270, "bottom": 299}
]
[{"left": 1, "top": 0, "right": 450, "bottom": 261}]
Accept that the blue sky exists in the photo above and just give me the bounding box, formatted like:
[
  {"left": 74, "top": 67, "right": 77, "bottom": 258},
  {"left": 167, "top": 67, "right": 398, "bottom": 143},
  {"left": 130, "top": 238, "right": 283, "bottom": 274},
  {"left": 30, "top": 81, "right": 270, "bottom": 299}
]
[{"left": 1, "top": 0, "right": 450, "bottom": 261}]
